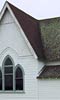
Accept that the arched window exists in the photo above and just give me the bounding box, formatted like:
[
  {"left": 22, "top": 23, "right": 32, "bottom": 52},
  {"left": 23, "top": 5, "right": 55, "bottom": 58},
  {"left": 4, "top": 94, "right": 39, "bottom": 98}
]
[
  {"left": 15, "top": 65, "right": 23, "bottom": 90},
  {"left": 1, "top": 55, "right": 24, "bottom": 92},
  {"left": 0, "top": 70, "right": 2, "bottom": 90},
  {"left": 3, "top": 56, "right": 13, "bottom": 90},
  {"left": 4, "top": 57, "right": 13, "bottom": 65}
]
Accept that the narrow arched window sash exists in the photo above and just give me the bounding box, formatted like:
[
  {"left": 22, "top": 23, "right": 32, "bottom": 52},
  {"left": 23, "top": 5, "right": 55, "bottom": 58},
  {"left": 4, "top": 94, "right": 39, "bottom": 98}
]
[
  {"left": 15, "top": 67, "right": 23, "bottom": 90},
  {"left": 4, "top": 57, "right": 13, "bottom": 90}
]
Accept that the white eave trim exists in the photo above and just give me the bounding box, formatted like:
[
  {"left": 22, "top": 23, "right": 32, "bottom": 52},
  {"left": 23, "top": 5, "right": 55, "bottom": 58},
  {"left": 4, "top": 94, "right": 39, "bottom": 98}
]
[
  {"left": 0, "top": 1, "right": 38, "bottom": 59},
  {"left": 0, "top": 2, "right": 7, "bottom": 20}
]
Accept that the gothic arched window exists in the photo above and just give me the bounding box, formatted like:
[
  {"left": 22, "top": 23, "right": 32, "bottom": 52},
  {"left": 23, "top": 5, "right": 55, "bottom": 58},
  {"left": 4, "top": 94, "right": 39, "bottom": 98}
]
[
  {"left": 4, "top": 56, "right": 13, "bottom": 90},
  {"left": 1, "top": 55, "right": 24, "bottom": 92},
  {"left": 15, "top": 65, "right": 23, "bottom": 90}
]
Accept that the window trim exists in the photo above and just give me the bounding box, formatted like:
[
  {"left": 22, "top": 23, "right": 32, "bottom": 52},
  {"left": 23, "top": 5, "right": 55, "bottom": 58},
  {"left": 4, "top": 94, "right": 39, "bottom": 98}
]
[
  {"left": 1, "top": 55, "right": 25, "bottom": 93},
  {"left": 15, "top": 64, "right": 24, "bottom": 91},
  {"left": 0, "top": 68, "right": 2, "bottom": 90},
  {"left": 2, "top": 55, "right": 14, "bottom": 66},
  {"left": 2, "top": 55, "right": 14, "bottom": 91}
]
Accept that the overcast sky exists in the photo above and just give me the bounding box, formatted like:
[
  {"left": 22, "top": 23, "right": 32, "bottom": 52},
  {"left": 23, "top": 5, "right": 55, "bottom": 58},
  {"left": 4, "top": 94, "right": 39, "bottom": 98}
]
[{"left": 0, "top": 0, "right": 60, "bottom": 20}]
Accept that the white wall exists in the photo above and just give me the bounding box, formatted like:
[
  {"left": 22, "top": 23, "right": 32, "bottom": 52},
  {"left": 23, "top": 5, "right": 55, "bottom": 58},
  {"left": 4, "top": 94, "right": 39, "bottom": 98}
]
[
  {"left": 38, "top": 61, "right": 60, "bottom": 100},
  {"left": 0, "top": 9, "right": 33, "bottom": 57},
  {"left": 38, "top": 79, "right": 60, "bottom": 100},
  {"left": 0, "top": 9, "right": 44, "bottom": 100},
  {"left": 2, "top": 8, "right": 59, "bottom": 100}
]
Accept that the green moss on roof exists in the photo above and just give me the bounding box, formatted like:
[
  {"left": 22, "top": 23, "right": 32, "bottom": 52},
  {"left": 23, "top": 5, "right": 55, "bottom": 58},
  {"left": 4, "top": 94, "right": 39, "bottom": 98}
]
[{"left": 40, "top": 17, "right": 60, "bottom": 61}]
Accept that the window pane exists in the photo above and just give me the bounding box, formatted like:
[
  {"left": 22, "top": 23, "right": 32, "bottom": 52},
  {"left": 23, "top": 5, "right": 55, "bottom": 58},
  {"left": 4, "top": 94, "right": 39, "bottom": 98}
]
[
  {"left": 15, "top": 67, "right": 23, "bottom": 90},
  {"left": 4, "top": 58, "right": 13, "bottom": 65},
  {"left": 4, "top": 67, "right": 13, "bottom": 74},
  {"left": 16, "top": 79, "right": 23, "bottom": 90},
  {"left": 0, "top": 70, "right": 2, "bottom": 78},
  {"left": 16, "top": 67, "right": 23, "bottom": 78},
  {"left": 4, "top": 75, "right": 13, "bottom": 90}
]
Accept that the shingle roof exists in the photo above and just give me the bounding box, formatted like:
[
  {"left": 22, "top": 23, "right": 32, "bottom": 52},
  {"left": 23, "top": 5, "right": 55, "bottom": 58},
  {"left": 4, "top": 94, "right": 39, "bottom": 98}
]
[
  {"left": 40, "top": 17, "right": 60, "bottom": 61},
  {"left": 2, "top": 1, "right": 60, "bottom": 61},
  {"left": 7, "top": 2, "right": 45, "bottom": 59},
  {"left": 37, "top": 65, "right": 60, "bottom": 79}
]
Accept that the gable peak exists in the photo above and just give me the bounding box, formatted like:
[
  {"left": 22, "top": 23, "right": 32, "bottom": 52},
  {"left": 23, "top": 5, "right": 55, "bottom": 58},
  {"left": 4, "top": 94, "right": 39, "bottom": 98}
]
[{"left": 0, "top": 1, "right": 45, "bottom": 60}]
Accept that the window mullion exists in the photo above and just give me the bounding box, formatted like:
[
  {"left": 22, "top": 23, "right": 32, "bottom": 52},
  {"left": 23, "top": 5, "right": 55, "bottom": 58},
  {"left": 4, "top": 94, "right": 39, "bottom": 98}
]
[{"left": 2, "top": 66, "right": 4, "bottom": 91}]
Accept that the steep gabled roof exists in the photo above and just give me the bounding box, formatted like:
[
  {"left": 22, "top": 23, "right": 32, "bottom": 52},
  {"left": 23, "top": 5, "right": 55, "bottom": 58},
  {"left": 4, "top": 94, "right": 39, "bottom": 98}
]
[
  {"left": 6, "top": 2, "right": 45, "bottom": 60},
  {"left": 2, "top": 2, "right": 60, "bottom": 61},
  {"left": 9, "top": 2, "right": 60, "bottom": 61},
  {"left": 37, "top": 65, "right": 60, "bottom": 79}
]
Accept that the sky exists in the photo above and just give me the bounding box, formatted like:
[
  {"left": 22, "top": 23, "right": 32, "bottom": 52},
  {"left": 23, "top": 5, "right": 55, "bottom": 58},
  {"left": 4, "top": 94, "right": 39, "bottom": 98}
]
[{"left": 0, "top": 0, "right": 60, "bottom": 20}]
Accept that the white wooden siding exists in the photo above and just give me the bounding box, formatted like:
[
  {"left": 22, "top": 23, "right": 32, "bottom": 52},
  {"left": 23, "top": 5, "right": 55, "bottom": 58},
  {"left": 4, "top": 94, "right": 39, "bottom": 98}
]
[
  {"left": 0, "top": 9, "right": 41, "bottom": 100},
  {"left": 38, "top": 79, "right": 60, "bottom": 100}
]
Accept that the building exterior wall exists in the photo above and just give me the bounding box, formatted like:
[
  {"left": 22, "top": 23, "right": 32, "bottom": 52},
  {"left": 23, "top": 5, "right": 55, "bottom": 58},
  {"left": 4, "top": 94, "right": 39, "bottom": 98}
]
[
  {"left": 38, "top": 61, "right": 60, "bottom": 100},
  {"left": 0, "top": 9, "right": 45, "bottom": 100},
  {"left": 38, "top": 79, "right": 60, "bottom": 100},
  {"left": 0, "top": 9, "right": 33, "bottom": 57},
  {"left": 1, "top": 8, "right": 60, "bottom": 100}
]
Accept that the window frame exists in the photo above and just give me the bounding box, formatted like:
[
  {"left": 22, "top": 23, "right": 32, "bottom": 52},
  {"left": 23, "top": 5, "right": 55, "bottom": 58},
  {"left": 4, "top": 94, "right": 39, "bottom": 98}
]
[
  {"left": 15, "top": 64, "right": 24, "bottom": 91},
  {"left": 2, "top": 55, "right": 14, "bottom": 91},
  {"left": 1, "top": 55, "right": 25, "bottom": 93},
  {"left": 0, "top": 68, "right": 2, "bottom": 90}
]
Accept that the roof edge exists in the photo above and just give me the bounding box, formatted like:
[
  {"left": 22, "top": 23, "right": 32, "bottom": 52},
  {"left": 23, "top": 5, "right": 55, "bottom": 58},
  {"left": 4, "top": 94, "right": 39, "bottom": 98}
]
[{"left": 0, "top": 1, "right": 38, "bottom": 59}]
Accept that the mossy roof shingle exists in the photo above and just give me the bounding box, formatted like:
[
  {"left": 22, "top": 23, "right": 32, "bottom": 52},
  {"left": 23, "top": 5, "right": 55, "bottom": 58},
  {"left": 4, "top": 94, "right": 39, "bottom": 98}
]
[
  {"left": 37, "top": 65, "right": 60, "bottom": 79},
  {"left": 3, "top": 2, "right": 60, "bottom": 61}
]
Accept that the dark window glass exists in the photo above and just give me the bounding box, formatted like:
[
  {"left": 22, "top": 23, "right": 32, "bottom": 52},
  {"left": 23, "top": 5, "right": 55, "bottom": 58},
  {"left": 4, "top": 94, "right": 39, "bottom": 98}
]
[
  {"left": 4, "top": 75, "right": 13, "bottom": 90},
  {"left": 16, "top": 79, "right": 23, "bottom": 90},
  {"left": 4, "top": 67, "right": 13, "bottom": 74},
  {"left": 0, "top": 70, "right": 2, "bottom": 78},
  {"left": 4, "top": 57, "right": 13, "bottom": 90},
  {"left": 16, "top": 67, "right": 23, "bottom": 78},
  {"left": 4, "top": 58, "right": 13, "bottom": 65},
  {"left": 15, "top": 67, "right": 23, "bottom": 90},
  {"left": 0, "top": 70, "right": 2, "bottom": 90}
]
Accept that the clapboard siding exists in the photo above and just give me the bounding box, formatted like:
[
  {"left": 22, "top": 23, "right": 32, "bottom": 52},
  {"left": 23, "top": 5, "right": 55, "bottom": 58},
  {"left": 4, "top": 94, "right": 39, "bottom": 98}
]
[
  {"left": 0, "top": 9, "right": 33, "bottom": 57},
  {"left": 38, "top": 79, "right": 60, "bottom": 100},
  {"left": 0, "top": 9, "right": 14, "bottom": 24},
  {"left": 0, "top": 9, "right": 42, "bottom": 100}
]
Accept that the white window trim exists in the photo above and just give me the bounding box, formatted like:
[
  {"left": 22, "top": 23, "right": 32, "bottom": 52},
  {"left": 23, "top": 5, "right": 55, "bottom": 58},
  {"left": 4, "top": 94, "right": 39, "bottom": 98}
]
[
  {"left": 15, "top": 64, "right": 25, "bottom": 92},
  {"left": 0, "top": 55, "right": 25, "bottom": 93}
]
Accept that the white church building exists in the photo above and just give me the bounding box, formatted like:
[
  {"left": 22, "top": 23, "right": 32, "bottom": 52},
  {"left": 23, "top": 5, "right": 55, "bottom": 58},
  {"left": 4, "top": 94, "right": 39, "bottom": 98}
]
[{"left": 0, "top": 1, "right": 60, "bottom": 100}]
